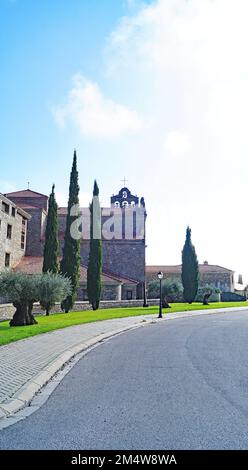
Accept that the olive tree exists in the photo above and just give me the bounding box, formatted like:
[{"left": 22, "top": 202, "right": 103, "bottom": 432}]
[
  {"left": 0, "top": 271, "right": 71, "bottom": 326},
  {"left": 39, "top": 272, "right": 72, "bottom": 316},
  {"left": 148, "top": 279, "right": 183, "bottom": 308}
]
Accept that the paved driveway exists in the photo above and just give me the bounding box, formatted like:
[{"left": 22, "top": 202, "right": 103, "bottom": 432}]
[{"left": 1, "top": 311, "right": 248, "bottom": 449}]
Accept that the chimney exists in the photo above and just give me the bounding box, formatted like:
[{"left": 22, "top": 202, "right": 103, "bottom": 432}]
[{"left": 238, "top": 274, "right": 243, "bottom": 285}]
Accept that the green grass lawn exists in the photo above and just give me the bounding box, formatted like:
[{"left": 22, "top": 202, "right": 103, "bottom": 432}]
[{"left": 0, "top": 301, "right": 247, "bottom": 347}]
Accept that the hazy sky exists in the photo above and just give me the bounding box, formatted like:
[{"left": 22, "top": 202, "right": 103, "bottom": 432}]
[{"left": 1, "top": 0, "right": 248, "bottom": 282}]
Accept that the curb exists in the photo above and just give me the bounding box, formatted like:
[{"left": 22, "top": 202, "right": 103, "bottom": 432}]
[
  {"left": 0, "top": 305, "right": 248, "bottom": 420},
  {"left": 0, "top": 319, "right": 154, "bottom": 419}
]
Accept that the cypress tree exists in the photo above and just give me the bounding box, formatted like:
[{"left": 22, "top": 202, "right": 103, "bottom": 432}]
[
  {"left": 87, "top": 180, "right": 102, "bottom": 310},
  {"left": 60, "top": 150, "right": 81, "bottom": 312},
  {"left": 181, "top": 226, "right": 199, "bottom": 304},
  {"left": 43, "top": 184, "right": 59, "bottom": 274}
]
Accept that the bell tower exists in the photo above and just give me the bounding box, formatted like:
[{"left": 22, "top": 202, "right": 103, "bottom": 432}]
[{"left": 111, "top": 187, "right": 139, "bottom": 208}]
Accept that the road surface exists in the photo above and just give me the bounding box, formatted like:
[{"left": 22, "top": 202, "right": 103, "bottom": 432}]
[{"left": 1, "top": 310, "right": 248, "bottom": 449}]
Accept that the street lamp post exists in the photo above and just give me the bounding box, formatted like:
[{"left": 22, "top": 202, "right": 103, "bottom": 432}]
[{"left": 157, "top": 271, "right": 163, "bottom": 318}]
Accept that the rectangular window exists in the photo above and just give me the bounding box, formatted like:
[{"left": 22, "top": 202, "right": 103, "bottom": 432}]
[
  {"left": 126, "top": 290, "right": 133, "bottom": 300},
  {"left": 7, "top": 224, "right": 12, "bottom": 239},
  {"left": 5, "top": 253, "right": 10, "bottom": 267},
  {"left": 2, "top": 202, "right": 9, "bottom": 214},
  {"left": 11, "top": 207, "right": 16, "bottom": 217},
  {"left": 22, "top": 217, "right": 26, "bottom": 226},
  {"left": 21, "top": 231, "right": 25, "bottom": 249}
]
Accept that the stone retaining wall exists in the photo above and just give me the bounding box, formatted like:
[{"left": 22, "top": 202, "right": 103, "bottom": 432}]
[
  {"left": 0, "top": 304, "right": 15, "bottom": 321},
  {"left": 0, "top": 299, "right": 160, "bottom": 321}
]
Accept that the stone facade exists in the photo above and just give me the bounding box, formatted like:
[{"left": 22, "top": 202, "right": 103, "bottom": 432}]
[{"left": 0, "top": 194, "right": 30, "bottom": 271}]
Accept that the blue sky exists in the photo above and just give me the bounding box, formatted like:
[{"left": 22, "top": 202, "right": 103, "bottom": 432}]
[
  {"left": 0, "top": 0, "right": 128, "bottom": 190},
  {"left": 1, "top": 0, "right": 248, "bottom": 281}
]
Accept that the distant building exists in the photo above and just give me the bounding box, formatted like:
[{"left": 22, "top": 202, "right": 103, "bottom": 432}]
[{"left": 146, "top": 261, "right": 235, "bottom": 293}]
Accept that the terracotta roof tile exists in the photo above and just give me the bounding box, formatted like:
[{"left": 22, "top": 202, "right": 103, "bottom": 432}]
[
  {"left": 146, "top": 264, "right": 234, "bottom": 274},
  {"left": 5, "top": 189, "right": 48, "bottom": 199},
  {"left": 13, "top": 257, "right": 138, "bottom": 284}
]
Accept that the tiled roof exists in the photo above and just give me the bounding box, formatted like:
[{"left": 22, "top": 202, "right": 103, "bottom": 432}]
[
  {"left": 13, "top": 257, "right": 137, "bottom": 285},
  {"left": 5, "top": 189, "right": 48, "bottom": 199},
  {"left": 146, "top": 264, "right": 234, "bottom": 274}
]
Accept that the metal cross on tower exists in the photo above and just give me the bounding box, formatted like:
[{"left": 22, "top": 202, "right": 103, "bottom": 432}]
[{"left": 121, "top": 177, "right": 128, "bottom": 187}]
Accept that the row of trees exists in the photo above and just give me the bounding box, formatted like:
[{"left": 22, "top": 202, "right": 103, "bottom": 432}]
[
  {"left": 0, "top": 271, "right": 71, "bottom": 326},
  {"left": 42, "top": 150, "right": 102, "bottom": 314},
  {"left": 0, "top": 151, "right": 102, "bottom": 327}
]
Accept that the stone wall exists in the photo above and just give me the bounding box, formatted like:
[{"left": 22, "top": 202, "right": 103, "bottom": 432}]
[
  {"left": 103, "top": 240, "right": 145, "bottom": 282},
  {"left": 0, "top": 196, "right": 27, "bottom": 270},
  {"left": 0, "top": 304, "right": 15, "bottom": 321},
  {"left": 77, "top": 283, "right": 122, "bottom": 301},
  {"left": 0, "top": 299, "right": 159, "bottom": 321},
  {"left": 25, "top": 208, "right": 45, "bottom": 256},
  {"left": 200, "top": 272, "right": 233, "bottom": 292},
  {"left": 146, "top": 271, "right": 234, "bottom": 293}
]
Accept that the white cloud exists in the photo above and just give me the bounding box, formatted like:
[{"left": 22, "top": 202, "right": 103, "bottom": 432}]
[
  {"left": 164, "top": 131, "right": 192, "bottom": 159},
  {"left": 53, "top": 74, "right": 143, "bottom": 139},
  {"left": 105, "top": 0, "right": 248, "bottom": 280},
  {"left": 52, "top": 0, "right": 248, "bottom": 280}
]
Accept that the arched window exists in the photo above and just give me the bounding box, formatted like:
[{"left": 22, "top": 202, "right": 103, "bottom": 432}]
[
  {"left": 115, "top": 201, "right": 120, "bottom": 207},
  {"left": 122, "top": 201, "right": 128, "bottom": 207},
  {"left": 130, "top": 201, "right": 135, "bottom": 207},
  {"left": 122, "top": 191, "right": 127, "bottom": 199}
]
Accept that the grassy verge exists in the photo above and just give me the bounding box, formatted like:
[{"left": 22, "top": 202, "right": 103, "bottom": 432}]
[{"left": 0, "top": 301, "right": 247, "bottom": 347}]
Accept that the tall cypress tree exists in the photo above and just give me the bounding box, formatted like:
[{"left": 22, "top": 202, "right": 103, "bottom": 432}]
[
  {"left": 43, "top": 184, "right": 59, "bottom": 274},
  {"left": 87, "top": 180, "right": 102, "bottom": 310},
  {"left": 60, "top": 150, "right": 81, "bottom": 312},
  {"left": 181, "top": 226, "right": 199, "bottom": 304}
]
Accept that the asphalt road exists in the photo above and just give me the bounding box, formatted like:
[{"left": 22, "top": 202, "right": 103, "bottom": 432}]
[{"left": 1, "top": 310, "right": 248, "bottom": 450}]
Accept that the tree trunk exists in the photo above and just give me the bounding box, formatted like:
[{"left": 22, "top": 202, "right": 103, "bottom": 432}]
[
  {"left": 203, "top": 291, "right": 212, "bottom": 306},
  {"left": 162, "top": 297, "right": 171, "bottom": 308},
  {"left": 10, "top": 301, "right": 38, "bottom": 327},
  {"left": 27, "top": 301, "right": 38, "bottom": 325}
]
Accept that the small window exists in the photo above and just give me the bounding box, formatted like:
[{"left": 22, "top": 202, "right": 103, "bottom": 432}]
[
  {"left": 126, "top": 290, "right": 133, "bottom": 300},
  {"left": 122, "top": 201, "right": 128, "bottom": 207},
  {"left": 5, "top": 253, "right": 10, "bottom": 267},
  {"left": 7, "top": 224, "right": 12, "bottom": 239},
  {"left": 2, "top": 202, "right": 9, "bottom": 214},
  {"left": 11, "top": 207, "right": 16, "bottom": 217},
  {"left": 22, "top": 217, "right": 26, "bottom": 226}
]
